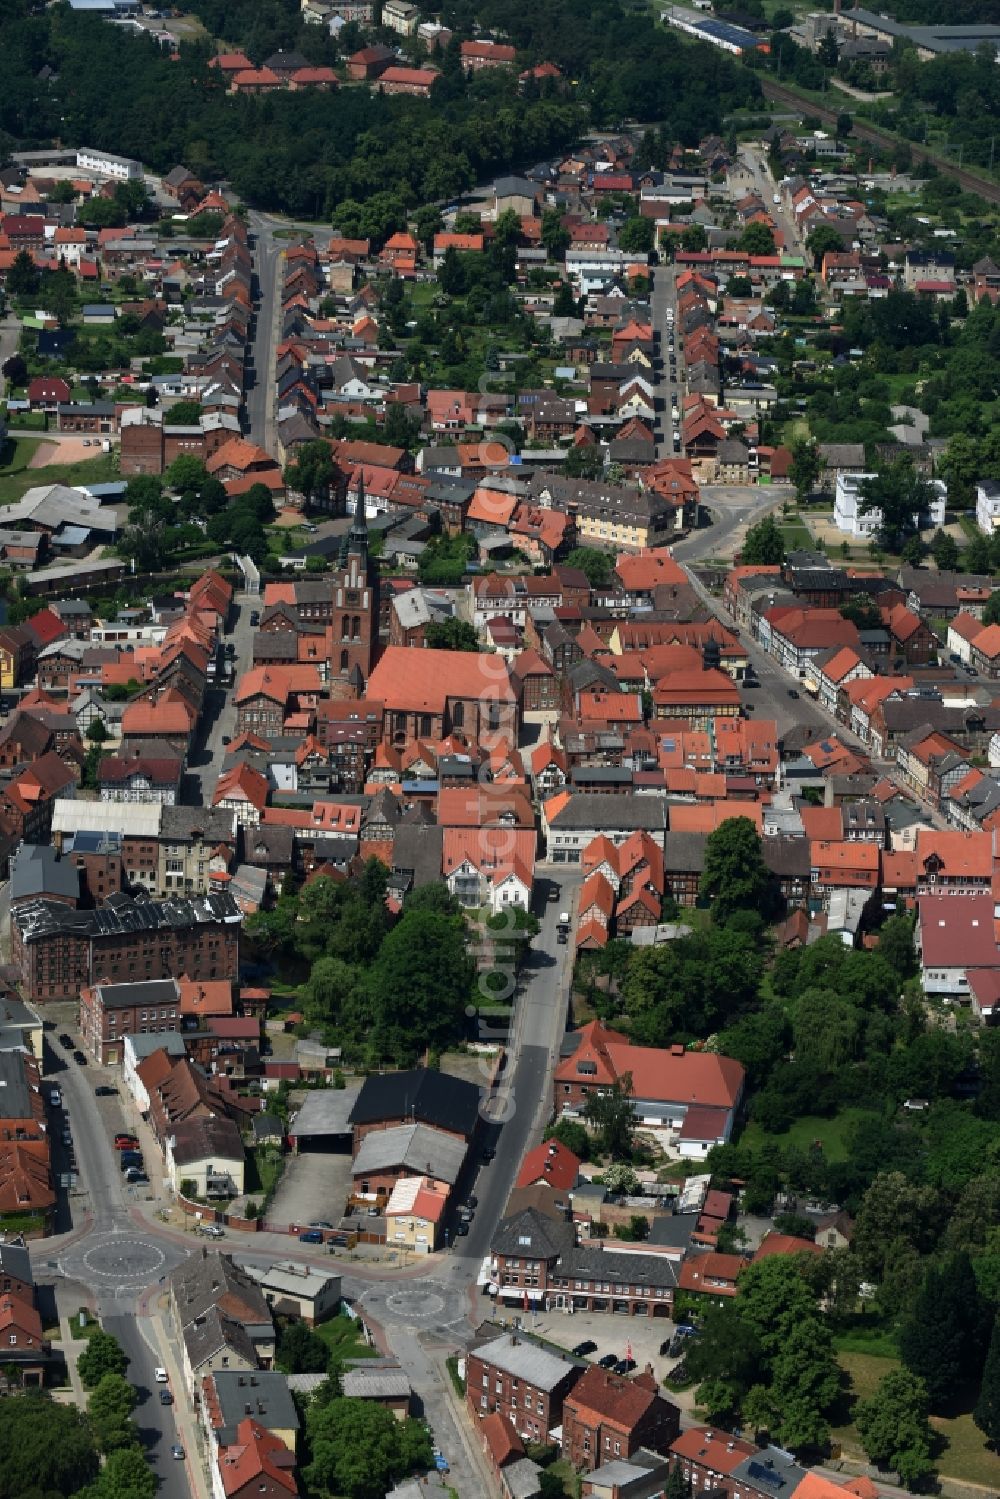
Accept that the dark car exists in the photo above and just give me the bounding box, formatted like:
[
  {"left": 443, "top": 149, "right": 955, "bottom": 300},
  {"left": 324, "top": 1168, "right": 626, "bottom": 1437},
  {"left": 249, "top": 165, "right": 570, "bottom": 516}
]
[
  {"left": 58, "top": 1032, "right": 73, "bottom": 1048},
  {"left": 615, "top": 1358, "right": 637, "bottom": 1375},
  {"left": 95, "top": 1085, "right": 117, "bottom": 1097},
  {"left": 298, "top": 1229, "right": 324, "bottom": 1244},
  {"left": 467, "top": 1194, "right": 478, "bottom": 1209},
  {"left": 598, "top": 1353, "right": 618, "bottom": 1369},
  {"left": 659, "top": 1338, "right": 673, "bottom": 1356},
  {"left": 221, "top": 735, "right": 231, "bottom": 746},
  {"left": 250, "top": 611, "right": 260, "bottom": 626},
  {"left": 120, "top": 1152, "right": 143, "bottom": 1171},
  {"left": 159, "top": 1389, "right": 173, "bottom": 1405},
  {"left": 557, "top": 931, "right": 568, "bottom": 944},
  {"left": 73, "top": 1050, "right": 88, "bottom": 1065},
  {"left": 125, "top": 1169, "right": 148, "bottom": 1184},
  {"left": 572, "top": 1339, "right": 598, "bottom": 1358},
  {"left": 744, "top": 676, "right": 760, "bottom": 688},
  {"left": 455, "top": 1221, "right": 469, "bottom": 1235},
  {"left": 482, "top": 1145, "right": 496, "bottom": 1162},
  {"left": 787, "top": 688, "right": 800, "bottom": 699}
]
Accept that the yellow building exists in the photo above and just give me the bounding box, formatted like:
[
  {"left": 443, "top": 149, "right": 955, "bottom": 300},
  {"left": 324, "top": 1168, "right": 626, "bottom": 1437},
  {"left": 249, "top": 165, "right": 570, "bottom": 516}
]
[{"left": 384, "top": 1175, "right": 448, "bottom": 1255}]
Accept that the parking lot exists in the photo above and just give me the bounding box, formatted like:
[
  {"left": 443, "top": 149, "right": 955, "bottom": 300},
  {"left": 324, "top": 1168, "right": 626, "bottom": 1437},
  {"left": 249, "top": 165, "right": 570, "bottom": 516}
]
[
  {"left": 481, "top": 1301, "right": 685, "bottom": 1384},
  {"left": 267, "top": 1148, "right": 355, "bottom": 1231}
]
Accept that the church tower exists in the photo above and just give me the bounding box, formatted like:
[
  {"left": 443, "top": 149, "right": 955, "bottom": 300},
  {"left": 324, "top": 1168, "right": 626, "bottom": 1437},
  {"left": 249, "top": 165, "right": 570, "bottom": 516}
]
[{"left": 332, "top": 475, "right": 379, "bottom": 691}]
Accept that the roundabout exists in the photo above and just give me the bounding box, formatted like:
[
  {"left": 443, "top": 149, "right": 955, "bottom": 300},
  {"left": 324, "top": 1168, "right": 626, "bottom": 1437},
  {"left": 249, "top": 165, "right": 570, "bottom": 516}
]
[
  {"left": 358, "top": 1277, "right": 470, "bottom": 1335},
  {"left": 61, "top": 1228, "right": 189, "bottom": 1295}
]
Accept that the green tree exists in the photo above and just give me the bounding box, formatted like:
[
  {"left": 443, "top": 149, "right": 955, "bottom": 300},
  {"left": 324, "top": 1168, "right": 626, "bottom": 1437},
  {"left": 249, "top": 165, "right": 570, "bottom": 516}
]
[
  {"left": 424, "top": 617, "right": 479, "bottom": 651},
  {"left": 740, "top": 514, "right": 785, "bottom": 565},
  {"left": 275, "top": 1318, "right": 331, "bottom": 1375},
  {"left": 541, "top": 208, "right": 570, "bottom": 259},
  {"left": 737, "top": 222, "right": 776, "bottom": 256},
  {"left": 87, "top": 1372, "right": 138, "bottom": 1454},
  {"left": 619, "top": 216, "right": 655, "bottom": 255},
  {"left": 685, "top": 1307, "right": 763, "bottom": 1421},
  {"left": 680, "top": 223, "right": 708, "bottom": 253},
  {"left": 900, "top": 1252, "right": 988, "bottom": 1409},
  {"left": 563, "top": 444, "right": 603, "bottom": 480},
  {"left": 700, "top": 817, "right": 774, "bottom": 924},
  {"left": 305, "top": 1397, "right": 433, "bottom": 1499},
  {"left": 545, "top": 1117, "right": 590, "bottom": 1157},
  {"left": 368, "top": 905, "right": 474, "bottom": 1061},
  {"left": 165, "top": 453, "right": 208, "bottom": 494},
  {"left": 858, "top": 456, "right": 934, "bottom": 551},
  {"left": 806, "top": 223, "right": 844, "bottom": 268},
  {"left": 974, "top": 1313, "right": 1000, "bottom": 1448},
  {"left": 788, "top": 438, "right": 822, "bottom": 502},
  {"left": 77, "top": 1329, "right": 129, "bottom": 1389},
  {"left": 165, "top": 399, "right": 203, "bottom": 425},
  {"left": 6, "top": 249, "right": 39, "bottom": 299},
  {"left": 552, "top": 279, "right": 578, "bottom": 318},
  {"left": 564, "top": 546, "right": 614, "bottom": 586},
  {"left": 583, "top": 1074, "right": 635, "bottom": 1160},
  {"left": 857, "top": 1370, "right": 935, "bottom": 1487},
  {"left": 284, "top": 440, "right": 336, "bottom": 512},
  {"left": 983, "top": 591, "right": 1000, "bottom": 627},
  {"left": 930, "top": 529, "right": 959, "bottom": 571},
  {"left": 0, "top": 1395, "right": 99, "bottom": 1499},
  {"left": 87, "top": 1444, "right": 158, "bottom": 1499}
]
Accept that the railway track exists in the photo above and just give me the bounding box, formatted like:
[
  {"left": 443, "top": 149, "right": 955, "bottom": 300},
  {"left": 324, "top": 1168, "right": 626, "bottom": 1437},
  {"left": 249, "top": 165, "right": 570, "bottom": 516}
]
[{"left": 760, "top": 77, "right": 1000, "bottom": 206}]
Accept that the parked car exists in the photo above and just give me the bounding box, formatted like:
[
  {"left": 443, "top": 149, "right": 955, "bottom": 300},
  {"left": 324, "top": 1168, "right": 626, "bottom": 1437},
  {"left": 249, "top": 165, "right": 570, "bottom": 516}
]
[
  {"left": 572, "top": 1340, "right": 597, "bottom": 1358},
  {"left": 73, "top": 1050, "right": 87, "bottom": 1065},
  {"left": 455, "top": 1221, "right": 469, "bottom": 1235},
  {"left": 124, "top": 1169, "right": 148, "bottom": 1184},
  {"left": 114, "top": 1135, "right": 139, "bottom": 1150},
  {"left": 154, "top": 1367, "right": 168, "bottom": 1383},
  {"left": 49, "top": 1088, "right": 62, "bottom": 1109},
  {"left": 171, "top": 1444, "right": 184, "bottom": 1461},
  {"left": 249, "top": 611, "right": 260, "bottom": 626},
  {"left": 481, "top": 1145, "right": 496, "bottom": 1162},
  {"left": 198, "top": 1223, "right": 224, "bottom": 1238},
  {"left": 787, "top": 688, "right": 800, "bottom": 699},
  {"left": 58, "top": 1032, "right": 73, "bottom": 1049},
  {"left": 615, "top": 1357, "right": 637, "bottom": 1375},
  {"left": 598, "top": 1353, "right": 618, "bottom": 1369},
  {"left": 298, "top": 1229, "right": 324, "bottom": 1243},
  {"left": 95, "top": 1085, "right": 117, "bottom": 1098},
  {"left": 159, "top": 1389, "right": 173, "bottom": 1405}
]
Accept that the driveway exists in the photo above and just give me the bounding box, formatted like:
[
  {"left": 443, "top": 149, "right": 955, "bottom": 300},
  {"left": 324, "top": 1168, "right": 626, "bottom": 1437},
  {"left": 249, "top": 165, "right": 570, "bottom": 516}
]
[{"left": 267, "top": 1148, "right": 355, "bottom": 1232}]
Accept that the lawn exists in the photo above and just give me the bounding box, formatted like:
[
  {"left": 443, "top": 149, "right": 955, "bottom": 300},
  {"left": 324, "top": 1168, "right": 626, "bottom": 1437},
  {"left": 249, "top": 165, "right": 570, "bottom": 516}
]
[
  {"left": 315, "top": 1312, "right": 377, "bottom": 1361},
  {"left": 739, "top": 1107, "right": 879, "bottom": 1162},
  {"left": 831, "top": 1349, "right": 999, "bottom": 1486},
  {"left": 777, "top": 514, "right": 814, "bottom": 551},
  {"left": 0, "top": 441, "right": 118, "bottom": 506}
]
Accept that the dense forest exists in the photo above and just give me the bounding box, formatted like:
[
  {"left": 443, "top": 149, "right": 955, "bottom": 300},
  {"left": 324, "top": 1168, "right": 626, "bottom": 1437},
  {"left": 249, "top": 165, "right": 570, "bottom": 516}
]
[{"left": 0, "top": 0, "right": 759, "bottom": 217}]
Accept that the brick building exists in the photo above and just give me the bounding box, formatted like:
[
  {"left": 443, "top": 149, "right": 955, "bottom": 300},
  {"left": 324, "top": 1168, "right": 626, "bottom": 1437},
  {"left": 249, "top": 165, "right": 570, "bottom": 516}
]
[
  {"left": 562, "top": 1368, "right": 679, "bottom": 1473},
  {"left": 12, "top": 890, "right": 241, "bottom": 1003},
  {"left": 467, "top": 1333, "right": 579, "bottom": 1445}
]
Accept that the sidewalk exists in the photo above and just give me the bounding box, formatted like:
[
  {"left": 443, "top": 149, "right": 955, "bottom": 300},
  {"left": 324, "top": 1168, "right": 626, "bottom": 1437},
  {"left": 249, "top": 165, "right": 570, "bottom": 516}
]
[{"left": 53, "top": 1313, "right": 91, "bottom": 1408}]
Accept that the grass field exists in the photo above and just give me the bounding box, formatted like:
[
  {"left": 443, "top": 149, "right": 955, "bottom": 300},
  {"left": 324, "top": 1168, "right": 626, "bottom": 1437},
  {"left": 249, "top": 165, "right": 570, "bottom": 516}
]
[
  {"left": 0, "top": 438, "right": 117, "bottom": 505},
  {"left": 739, "top": 1107, "right": 878, "bottom": 1161},
  {"left": 831, "top": 1349, "right": 999, "bottom": 1485},
  {"left": 777, "top": 514, "right": 814, "bottom": 551},
  {"left": 315, "top": 1312, "right": 378, "bottom": 1362}
]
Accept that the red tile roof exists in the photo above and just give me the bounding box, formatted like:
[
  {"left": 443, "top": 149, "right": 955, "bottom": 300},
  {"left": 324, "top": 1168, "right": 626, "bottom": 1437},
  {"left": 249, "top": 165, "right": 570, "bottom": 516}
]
[{"left": 516, "top": 1139, "right": 580, "bottom": 1192}]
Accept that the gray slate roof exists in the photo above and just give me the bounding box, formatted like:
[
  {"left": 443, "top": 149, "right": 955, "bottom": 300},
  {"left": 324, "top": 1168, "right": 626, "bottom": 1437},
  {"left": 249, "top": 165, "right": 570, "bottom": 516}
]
[{"left": 351, "top": 1122, "right": 467, "bottom": 1185}]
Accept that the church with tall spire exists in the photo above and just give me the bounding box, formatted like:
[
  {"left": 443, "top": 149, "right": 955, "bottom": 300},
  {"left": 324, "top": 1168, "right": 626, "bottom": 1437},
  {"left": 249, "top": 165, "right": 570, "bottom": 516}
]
[{"left": 331, "top": 474, "right": 379, "bottom": 693}]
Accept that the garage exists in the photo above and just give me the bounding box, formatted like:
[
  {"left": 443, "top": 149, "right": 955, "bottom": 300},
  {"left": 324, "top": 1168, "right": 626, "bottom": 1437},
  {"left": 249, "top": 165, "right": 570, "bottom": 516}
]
[{"left": 288, "top": 1086, "right": 360, "bottom": 1153}]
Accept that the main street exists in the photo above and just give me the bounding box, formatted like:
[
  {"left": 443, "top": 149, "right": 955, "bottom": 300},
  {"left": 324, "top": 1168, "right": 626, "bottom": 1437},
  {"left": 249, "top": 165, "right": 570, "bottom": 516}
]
[
  {"left": 650, "top": 263, "right": 681, "bottom": 458},
  {"left": 181, "top": 589, "right": 258, "bottom": 805},
  {"left": 246, "top": 211, "right": 334, "bottom": 450}
]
